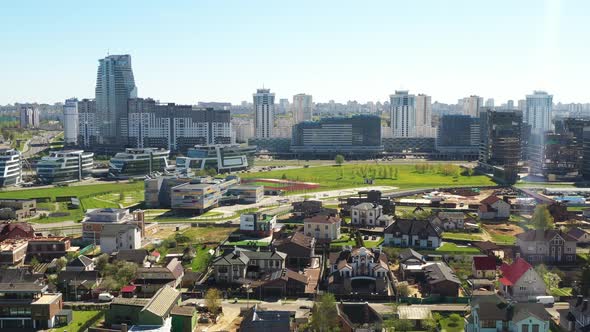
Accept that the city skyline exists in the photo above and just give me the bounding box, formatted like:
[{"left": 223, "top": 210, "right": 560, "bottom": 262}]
[{"left": 1, "top": 0, "right": 588, "bottom": 105}]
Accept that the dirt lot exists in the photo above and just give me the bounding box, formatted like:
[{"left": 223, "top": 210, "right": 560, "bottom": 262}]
[{"left": 483, "top": 222, "right": 524, "bottom": 237}]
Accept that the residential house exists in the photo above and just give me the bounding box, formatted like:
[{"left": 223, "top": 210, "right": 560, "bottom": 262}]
[
  {"left": 516, "top": 229, "right": 577, "bottom": 265},
  {"left": 337, "top": 303, "right": 383, "bottom": 332},
  {"left": 273, "top": 231, "right": 317, "bottom": 269},
  {"left": 27, "top": 237, "right": 74, "bottom": 261},
  {"left": 567, "top": 227, "right": 590, "bottom": 244},
  {"left": 135, "top": 258, "right": 184, "bottom": 297},
  {"left": 339, "top": 190, "right": 395, "bottom": 217},
  {"left": 472, "top": 256, "right": 497, "bottom": 279},
  {"left": 0, "top": 221, "right": 35, "bottom": 241},
  {"left": 398, "top": 248, "right": 428, "bottom": 280},
  {"left": 499, "top": 258, "right": 546, "bottom": 301},
  {"left": 170, "top": 305, "right": 198, "bottom": 332},
  {"left": 115, "top": 249, "right": 149, "bottom": 265},
  {"left": 478, "top": 195, "right": 511, "bottom": 220},
  {"left": 211, "top": 249, "right": 286, "bottom": 283},
  {"left": 239, "top": 304, "right": 291, "bottom": 332},
  {"left": 0, "top": 239, "right": 27, "bottom": 265},
  {"left": 430, "top": 211, "right": 475, "bottom": 230},
  {"left": 383, "top": 218, "right": 443, "bottom": 249},
  {"left": 304, "top": 215, "right": 341, "bottom": 241},
  {"left": 466, "top": 294, "right": 550, "bottom": 332},
  {"left": 473, "top": 241, "right": 505, "bottom": 259},
  {"left": 65, "top": 255, "right": 94, "bottom": 271},
  {"left": 251, "top": 268, "right": 310, "bottom": 298},
  {"left": 100, "top": 223, "right": 142, "bottom": 254},
  {"left": 350, "top": 203, "right": 394, "bottom": 228},
  {"left": 423, "top": 262, "right": 461, "bottom": 297},
  {"left": 327, "top": 247, "right": 390, "bottom": 294},
  {"left": 0, "top": 269, "right": 66, "bottom": 330},
  {"left": 0, "top": 199, "right": 36, "bottom": 221},
  {"left": 560, "top": 296, "right": 590, "bottom": 332},
  {"left": 397, "top": 305, "right": 432, "bottom": 331},
  {"left": 239, "top": 213, "right": 276, "bottom": 237},
  {"left": 82, "top": 208, "right": 144, "bottom": 243},
  {"left": 292, "top": 200, "right": 337, "bottom": 218},
  {"left": 56, "top": 270, "right": 102, "bottom": 301},
  {"left": 105, "top": 285, "right": 180, "bottom": 328}
]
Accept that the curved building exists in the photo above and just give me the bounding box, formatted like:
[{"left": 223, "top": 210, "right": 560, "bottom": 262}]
[
  {"left": 0, "top": 149, "right": 22, "bottom": 187},
  {"left": 36, "top": 150, "right": 94, "bottom": 183},
  {"left": 109, "top": 148, "right": 170, "bottom": 179},
  {"left": 176, "top": 144, "right": 256, "bottom": 176}
]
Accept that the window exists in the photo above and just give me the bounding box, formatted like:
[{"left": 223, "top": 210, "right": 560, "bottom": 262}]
[
  {"left": 218, "top": 267, "right": 228, "bottom": 273},
  {"left": 532, "top": 324, "right": 539, "bottom": 332},
  {"left": 480, "top": 320, "right": 496, "bottom": 328},
  {"left": 519, "top": 286, "right": 526, "bottom": 291},
  {"left": 522, "top": 325, "right": 529, "bottom": 332},
  {"left": 414, "top": 240, "right": 419, "bottom": 246},
  {"left": 325, "top": 225, "right": 328, "bottom": 230},
  {"left": 427, "top": 240, "right": 432, "bottom": 247}
]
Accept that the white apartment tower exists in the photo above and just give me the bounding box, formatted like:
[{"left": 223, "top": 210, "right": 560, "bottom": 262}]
[
  {"left": 525, "top": 91, "right": 553, "bottom": 133},
  {"left": 415, "top": 94, "right": 435, "bottom": 137},
  {"left": 253, "top": 88, "right": 275, "bottom": 138},
  {"left": 390, "top": 90, "right": 416, "bottom": 138},
  {"left": 462, "top": 95, "right": 483, "bottom": 117},
  {"left": 63, "top": 98, "right": 79, "bottom": 145},
  {"left": 292, "top": 93, "right": 313, "bottom": 124}
]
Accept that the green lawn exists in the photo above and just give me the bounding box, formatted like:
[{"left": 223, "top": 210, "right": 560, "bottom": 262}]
[
  {"left": 0, "top": 181, "right": 144, "bottom": 200},
  {"left": 439, "top": 316, "right": 465, "bottom": 332},
  {"left": 490, "top": 233, "right": 517, "bottom": 245},
  {"left": 364, "top": 239, "right": 384, "bottom": 248},
  {"left": 226, "top": 240, "right": 271, "bottom": 247},
  {"left": 51, "top": 310, "right": 104, "bottom": 332},
  {"left": 442, "top": 232, "right": 483, "bottom": 241},
  {"left": 331, "top": 234, "right": 357, "bottom": 248},
  {"left": 190, "top": 246, "right": 212, "bottom": 273},
  {"left": 181, "top": 227, "right": 237, "bottom": 244},
  {"left": 241, "top": 163, "right": 495, "bottom": 192},
  {"left": 436, "top": 242, "right": 481, "bottom": 254},
  {"left": 550, "top": 287, "right": 573, "bottom": 297},
  {"left": 36, "top": 201, "right": 85, "bottom": 224}
]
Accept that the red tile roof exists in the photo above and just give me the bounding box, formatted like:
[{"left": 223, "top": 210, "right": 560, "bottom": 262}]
[
  {"left": 499, "top": 258, "right": 532, "bottom": 286},
  {"left": 480, "top": 195, "right": 501, "bottom": 205},
  {"left": 473, "top": 256, "right": 497, "bottom": 271},
  {"left": 304, "top": 215, "right": 341, "bottom": 224},
  {"left": 121, "top": 285, "right": 137, "bottom": 292}
]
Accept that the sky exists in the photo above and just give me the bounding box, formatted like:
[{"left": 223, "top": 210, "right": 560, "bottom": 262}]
[{"left": 0, "top": 0, "right": 588, "bottom": 105}]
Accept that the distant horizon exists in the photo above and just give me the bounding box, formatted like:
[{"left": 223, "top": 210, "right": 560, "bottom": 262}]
[{"left": 1, "top": 0, "right": 588, "bottom": 105}]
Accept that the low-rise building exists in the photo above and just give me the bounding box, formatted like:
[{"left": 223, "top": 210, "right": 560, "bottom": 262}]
[
  {"left": 327, "top": 247, "right": 390, "bottom": 295},
  {"left": 516, "top": 229, "right": 577, "bottom": 265},
  {"left": 292, "top": 200, "right": 337, "bottom": 219},
  {"left": 466, "top": 294, "right": 550, "bottom": 332},
  {"left": 239, "top": 213, "right": 276, "bottom": 237},
  {"left": 0, "top": 221, "right": 35, "bottom": 241},
  {"left": 339, "top": 190, "right": 395, "bottom": 216},
  {"left": 0, "top": 239, "right": 28, "bottom": 265},
  {"left": 383, "top": 218, "right": 443, "bottom": 249},
  {"left": 27, "top": 237, "right": 74, "bottom": 261},
  {"left": 36, "top": 150, "right": 94, "bottom": 183},
  {"left": 81, "top": 208, "right": 143, "bottom": 243},
  {"left": 211, "top": 249, "right": 287, "bottom": 283},
  {"left": 239, "top": 304, "right": 291, "bottom": 332},
  {"left": 423, "top": 262, "right": 461, "bottom": 297},
  {"left": 499, "top": 258, "right": 546, "bottom": 301},
  {"left": 350, "top": 203, "right": 394, "bottom": 228},
  {"left": 560, "top": 296, "right": 590, "bottom": 332},
  {"left": 0, "top": 200, "right": 36, "bottom": 221},
  {"left": 430, "top": 211, "right": 475, "bottom": 230},
  {"left": 170, "top": 305, "right": 198, "bottom": 332},
  {"left": 135, "top": 258, "right": 184, "bottom": 297},
  {"left": 226, "top": 185, "right": 264, "bottom": 204},
  {"left": 170, "top": 182, "right": 220, "bottom": 213},
  {"left": 567, "top": 227, "right": 590, "bottom": 244},
  {"left": 337, "top": 303, "right": 383, "bottom": 332},
  {"left": 273, "top": 232, "right": 317, "bottom": 269},
  {"left": 56, "top": 270, "right": 101, "bottom": 301},
  {"left": 65, "top": 255, "right": 94, "bottom": 271},
  {"left": 100, "top": 223, "right": 142, "bottom": 254},
  {"left": 472, "top": 256, "right": 497, "bottom": 279},
  {"left": 304, "top": 215, "right": 341, "bottom": 241},
  {"left": 478, "top": 195, "right": 511, "bottom": 219},
  {"left": 115, "top": 249, "right": 149, "bottom": 265}
]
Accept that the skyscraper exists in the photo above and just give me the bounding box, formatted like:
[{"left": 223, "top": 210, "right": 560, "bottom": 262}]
[
  {"left": 78, "top": 99, "right": 98, "bottom": 147},
  {"left": 390, "top": 90, "right": 416, "bottom": 138},
  {"left": 63, "top": 98, "right": 79, "bottom": 146},
  {"left": 253, "top": 88, "right": 275, "bottom": 138},
  {"left": 19, "top": 106, "right": 40, "bottom": 128},
  {"left": 292, "top": 93, "right": 313, "bottom": 124},
  {"left": 462, "top": 95, "right": 483, "bottom": 117},
  {"left": 525, "top": 91, "right": 553, "bottom": 133},
  {"left": 485, "top": 98, "right": 495, "bottom": 107},
  {"left": 95, "top": 54, "right": 137, "bottom": 145},
  {"left": 415, "top": 94, "right": 435, "bottom": 137}
]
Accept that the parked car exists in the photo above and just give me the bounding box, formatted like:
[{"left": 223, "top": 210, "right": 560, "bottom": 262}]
[{"left": 98, "top": 293, "right": 114, "bottom": 302}]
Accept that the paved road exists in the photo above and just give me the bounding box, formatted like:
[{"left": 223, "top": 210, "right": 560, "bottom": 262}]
[{"left": 22, "top": 130, "right": 60, "bottom": 158}]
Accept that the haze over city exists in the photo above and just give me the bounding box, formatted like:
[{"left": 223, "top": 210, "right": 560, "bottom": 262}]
[{"left": 0, "top": 0, "right": 587, "bottom": 104}]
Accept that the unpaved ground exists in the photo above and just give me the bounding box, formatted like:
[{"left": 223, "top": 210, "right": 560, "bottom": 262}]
[{"left": 483, "top": 223, "right": 524, "bottom": 237}]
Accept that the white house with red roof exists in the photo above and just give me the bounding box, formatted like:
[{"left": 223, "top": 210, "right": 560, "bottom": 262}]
[
  {"left": 472, "top": 256, "right": 497, "bottom": 279},
  {"left": 478, "top": 195, "right": 511, "bottom": 220},
  {"left": 498, "top": 258, "right": 546, "bottom": 301}
]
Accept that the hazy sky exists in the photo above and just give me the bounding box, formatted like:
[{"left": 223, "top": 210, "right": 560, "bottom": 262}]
[{"left": 0, "top": 0, "right": 586, "bottom": 105}]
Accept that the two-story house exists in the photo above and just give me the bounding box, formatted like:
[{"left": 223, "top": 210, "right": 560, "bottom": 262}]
[
  {"left": 430, "top": 211, "right": 475, "bottom": 231},
  {"left": 350, "top": 203, "right": 394, "bottom": 228},
  {"left": 100, "top": 223, "right": 142, "bottom": 254},
  {"left": 560, "top": 296, "right": 590, "bottom": 332},
  {"left": 499, "top": 258, "right": 546, "bottom": 301},
  {"left": 466, "top": 294, "right": 550, "bottom": 332},
  {"left": 211, "top": 249, "right": 287, "bottom": 283},
  {"left": 327, "top": 247, "right": 390, "bottom": 294},
  {"left": 567, "top": 227, "right": 590, "bottom": 244},
  {"left": 273, "top": 232, "right": 317, "bottom": 269},
  {"left": 472, "top": 256, "right": 497, "bottom": 279},
  {"left": 304, "top": 215, "right": 341, "bottom": 241},
  {"left": 135, "top": 258, "right": 184, "bottom": 297},
  {"left": 516, "top": 229, "right": 577, "bottom": 265},
  {"left": 478, "top": 195, "right": 511, "bottom": 220},
  {"left": 383, "top": 218, "right": 443, "bottom": 249}
]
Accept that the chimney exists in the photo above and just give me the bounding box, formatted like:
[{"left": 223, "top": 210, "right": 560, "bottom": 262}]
[
  {"left": 583, "top": 300, "right": 588, "bottom": 312},
  {"left": 576, "top": 295, "right": 583, "bottom": 307},
  {"left": 121, "top": 323, "right": 128, "bottom": 332}
]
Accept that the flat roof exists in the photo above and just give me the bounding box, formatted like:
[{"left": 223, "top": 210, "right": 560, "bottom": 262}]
[{"left": 33, "top": 293, "right": 61, "bottom": 305}]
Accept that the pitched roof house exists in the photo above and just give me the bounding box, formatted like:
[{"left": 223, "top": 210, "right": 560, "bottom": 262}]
[
  {"left": 499, "top": 258, "right": 546, "bottom": 301},
  {"left": 327, "top": 247, "right": 390, "bottom": 294},
  {"left": 567, "top": 227, "right": 590, "bottom": 244},
  {"left": 430, "top": 211, "right": 476, "bottom": 230},
  {"left": 337, "top": 303, "right": 383, "bottom": 332},
  {"left": 559, "top": 296, "right": 590, "bottom": 332},
  {"left": 0, "top": 222, "right": 35, "bottom": 241},
  {"left": 466, "top": 294, "right": 550, "bottom": 332},
  {"left": 135, "top": 258, "right": 184, "bottom": 297},
  {"left": 384, "top": 218, "right": 443, "bottom": 249},
  {"left": 273, "top": 232, "right": 317, "bottom": 269},
  {"left": 211, "top": 249, "right": 287, "bottom": 283},
  {"left": 478, "top": 195, "right": 511, "bottom": 220},
  {"left": 472, "top": 256, "right": 497, "bottom": 279},
  {"left": 423, "top": 262, "right": 461, "bottom": 297},
  {"left": 516, "top": 229, "right": 577, "bottom": 265}
]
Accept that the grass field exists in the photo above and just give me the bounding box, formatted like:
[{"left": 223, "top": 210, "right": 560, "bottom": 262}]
[
  {"left": 50, "top": 310, "right": 104, "bottom": 332},
  {"left": 442, "top": 232, "right": 483, "bottom": 241},
  {"left": 436, "top": 242, "right": 481, "bottom": 254},
  {"left": 181, "top": 227, "right": 237, "bottom": 244},
  {"left": 241, "top": 163, "right": 495, "bottom": 192},
  {"left": 439, "top": 316, "right": 465, "bottom": 332},
  {"left": 550, "top": 287, "right": 573, "bottom": 297},
  {"left": 190, "top": 246, "right": 212, "bottom": 273},
  {"left": 0, "top": 181, "right": 144, "bottom": 200},
  {"left": 489, "top": 233, "right": 517, "bottom": 245},
  {"left": 331, "top": 234, "right": 357, "bottom": 248}
]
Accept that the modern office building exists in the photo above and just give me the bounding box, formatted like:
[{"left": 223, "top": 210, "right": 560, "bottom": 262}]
[
  {"left": 529, "top": 132, "right": 581, "bottom": 181},
  {"left": 175, "top": 144, "right": 256, "bottom": 175},
  {"left": 292, "top": 93, "right": 313, "bottom": 124},
  {"left": 525, "top": 91, "right": 553, "bottom": 133},
  {"left": 461, "top": 95, "right": 483, "bottom": 117},
  {"left": 291, "top": 115, "right": 383, "bottom": 158},
  {"left": 36, "top": 150, "right": 94, "bottom": 183},
  {"left": 63, "top": 98, "right": 79, "bottom": 146},
  {"left": 436, "top": 115, "right": 479, "bottom": 157},
  {"left": 0, "top": 149, "right": 22, "bottom": 187},
  {"left": 127, "top": 98, "right": 232, "bottom": 152},
  {"left": 253, "top": 88, "right": 275, "bottom": 138},
  {"left": 478, "top": 109, "right": 522, "bottom": 183},
  {"left": 170, "top": 182, "right": 221, "bottom": 213},
  {"left": 390, "top": 90, "right": 416, "bottom": 138},
  {"left": 108, "top": 148, "right": 170, "bottom": 179},
  {"left": 19, "top": 106, "right": 40, "bottom": 128},
  {"left": 95, "top": 54, "right": 138, "bottom": 146},
  {"left": 77, "top": 99, "right": 98, "bottom": 147}
]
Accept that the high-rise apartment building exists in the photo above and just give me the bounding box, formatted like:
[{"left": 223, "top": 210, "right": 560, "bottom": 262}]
[
  {"left": 390, "top": 90, "right": 416, "bottom": 138},
  {"left": 292, "top": 93, "right": 313, "bottom": 124},
  {"left": 253, "top": 88, "right": 275, "bottom": 138},
  {"left": 485, "top": 98, "right": 495, "bottom": 107},
  {"left": 77, "top": 99, "right": 98, "bottom": 147},
  {"left": 19, "top": 106, "right": 40, "bottom": 128},
  {"left": 63, "top": 98, "right": 79, "bottom": 146},
  {"left": 525, "top": 91, "right": 553, "bottom": 133},
  {"left": 415, "top": 94, "right": 435, "bottom": 137},
  {"left": 462, "top": 95, "right": 483, "bottom": 117},
  {"left": 506, "top": 100, "right": 515, "bottom": 109},
  {"left": 95, "top": 54, "right": 137, "bottom": 145}
]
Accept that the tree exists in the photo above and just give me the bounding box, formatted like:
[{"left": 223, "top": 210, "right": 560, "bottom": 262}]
[
  {"left": 385, "top": 319, "right": 413, "bottom": 332},
  {"left": 310, "top": 293, "right": 339, "bottom": 332},
  {"left": 531, "top": 204, "right": 554, "bottom": 230},
  {"left": 448, "top": 314, "right": 462, "bottom": 327},
  {"left": 396, "top": 281, "right": 410, "bottom": 297},
  {"left": 102, "top": 260, "right": 138, "bottom": 289},
  {"left": 335, "top": 154, "right": 345, "bottom": 166},
  {"left": 55, "top": 257, "right": 67, "bottom": 272},
  {"left": 281, "top": 173, "right": 288, "bottom": 180},
  {"left": 95, "top": 254, "right": 109, "bottom": 271},
  {"left": 205, "top": 288, "right": 222, "bottom": 315},
  {"left": 30, "top": 256, "right": 40, "bottom": 267}
]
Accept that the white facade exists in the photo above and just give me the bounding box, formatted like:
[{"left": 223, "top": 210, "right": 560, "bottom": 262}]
[
  {"left": 525, "top": 91, "right": 553, "bottom": 133},
  {"left": 0, "top": 149, "right": 22, "bottom": 187},
  {"left": 99, "top": 223, "right": 141, "bottom": 254},
  {"left": 77, "top": 99, "right": 97, "bottom": 147},
  {"left": 63, "top": 98, "right": 79, "bottom": 145},
  {"left": 304, "top": 217, "right": 341, "bottom": 241},
  {"left": 19, "top": 106, "right": 40, "bottom": 128},
  {"left": 415, "top": 94, "right": 436, "bottom": 137},
  {"left": 253, "top": 88, "right": 275, "bottom": 138},
  {"left": 292, "top": 93, "right": 313, "bottom": 124},
  {"left": 390, "top": 90, "right": 416, "bottom": 138},
  {"left": 462, "top": 95, "right": 483, "bottom": 117}
]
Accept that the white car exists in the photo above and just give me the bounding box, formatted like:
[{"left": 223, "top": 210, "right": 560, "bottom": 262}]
[{"left": 98, "top": 293, "right": 114, "bottom": 302}]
